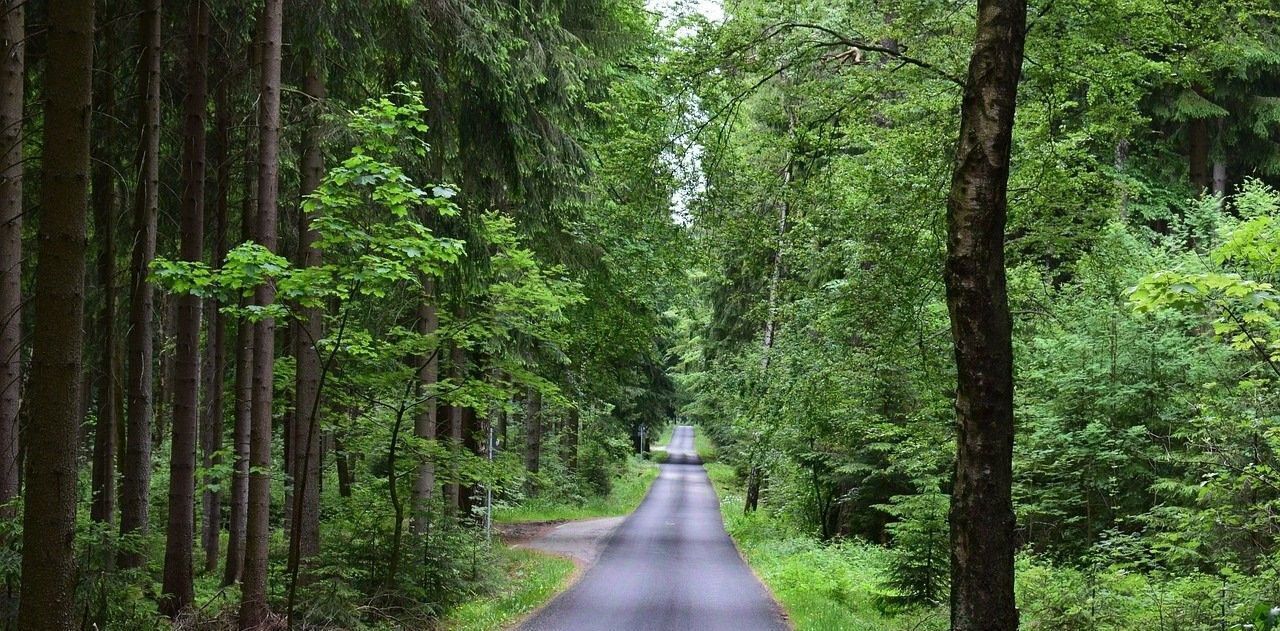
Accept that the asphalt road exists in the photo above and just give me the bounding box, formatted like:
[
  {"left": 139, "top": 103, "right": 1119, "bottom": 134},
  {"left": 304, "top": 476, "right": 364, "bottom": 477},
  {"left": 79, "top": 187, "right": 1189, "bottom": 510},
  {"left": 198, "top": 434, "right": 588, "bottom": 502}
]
[{"left": 520, "top": 425, "right": 789, "bottom": 631}]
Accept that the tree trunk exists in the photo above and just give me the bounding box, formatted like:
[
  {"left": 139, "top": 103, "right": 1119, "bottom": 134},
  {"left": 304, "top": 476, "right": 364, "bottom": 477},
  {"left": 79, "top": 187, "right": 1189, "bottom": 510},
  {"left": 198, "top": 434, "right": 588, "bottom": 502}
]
[
  {"left": 944, "top": 2, "right": 1025, "bottom": 630},
  {"left": 119, "top": 0, "right": 162, "bottom": 570},
  {"left": 240, "top": 0, "right": 283, "bottom": 625},
  {"left": 161, "top": 0, "right": 208, "bottom": 615},
  {"left": 202, "top": 43, "right": 231, "bottom": 576},
  {"left": 445, "top": 344, "right": 466, "bottom": 512},
  {"left": 523, "top": 389, "right": 541, "bottom": 493},
  {"left": 225, "top": 95, "right": 258, "bottom": 585},
  {"left": 412, "top": 281, "right": 438, "bottom": 535},
  {"left": 224, "top": 319, "right": 252, "bottom": 585},
  {"left": 17, "top": 0, "right": 92, "bottom": 626},
  {"left": 1188, "top": 116, "right": 1211, "bottom": 193},
  {"left": 290, "top": 64, "right": 325, "bottom": 568},
  {"left": 0, "top": 0, "right": 22, "bottom": 519},
  {"left": 564, "top": 407, "right": 579, "bottom": 473},
  {"left": 335, "top": 435, "right": 352, "bottom": 498},
  {"left": 90, "top": 8, "right": 117, "bottom": 525}
]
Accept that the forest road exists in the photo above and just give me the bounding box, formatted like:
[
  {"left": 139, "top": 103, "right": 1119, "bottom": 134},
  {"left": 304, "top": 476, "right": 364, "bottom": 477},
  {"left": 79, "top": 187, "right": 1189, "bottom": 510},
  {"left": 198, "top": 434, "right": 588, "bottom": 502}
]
[{"left": 518, "top": 425, "right": 789, "bottom": 631}]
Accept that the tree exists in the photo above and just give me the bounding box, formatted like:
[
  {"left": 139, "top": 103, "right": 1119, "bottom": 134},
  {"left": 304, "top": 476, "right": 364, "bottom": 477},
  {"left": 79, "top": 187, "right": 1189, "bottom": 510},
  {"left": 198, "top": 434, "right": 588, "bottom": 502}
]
[
  {"left": 17, "top": 0, "right": 94, "bottom": 626},
  {"left": 0, "top": 0, "right": 22, "bottom": 518},
  {"left": 161, "top": 0, "right": 209, "bottom": 615},
  {"left": 119, "top": 0, "right": 162, "bottom": 570},
  {"left": 289, "top": 49, "right": 325, "bottom": 570},
  {"left": 943, "top": 1, "right": 1026, "bottom": 628},
  {"left": 240, "top": 0, "right": 284, "bottom": 625}
]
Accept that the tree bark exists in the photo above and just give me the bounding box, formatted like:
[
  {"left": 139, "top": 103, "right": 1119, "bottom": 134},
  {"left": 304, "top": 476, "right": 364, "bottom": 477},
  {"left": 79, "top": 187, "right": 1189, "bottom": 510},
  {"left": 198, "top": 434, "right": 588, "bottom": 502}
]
[
  {"left": 335, "top": 435, "right": 352, "bottom": 498},
  {"left": 290, "top": 63, "right": 325, "bottom": 567},
  {"left": 1188, "top": 116, "right": 1211, "bottom": 193},
  {"left": 446, "top": 344, "right": 466, "bottom": 511},
  {"left": 0, "top": 0, "right": 22, "bottom": 519},
  {"left": 523, "top": 389, "right": 541, "bottom": 493},
  {"left": 161, "top": 0, "right": 209, "bottom": 615},
  {"left": 90, "top": 6, "right": 117, "bottom": 525},
  {"left": 119, "top": 0, "right": 162, "bottom": 570},
  {"left": 240, "top": 0, "right": 284, "bottom": 625},
  {"left": 202, "top": 42, "right": 231, "bottom": 576},
  {"left": 224, "top": 85, "right": 258, "bottom": 587},
  {"left": 412, "top": 282, "right": 438, "bottom": 534},
  {"left": 564, "top": 407, "right": 579, "bottom": 473},
  {"left": 17, "top": 0, "right": 93, "bottom": 626},
  {"left": 943, "top": 1, "right": 1025, "bottom": 630}
]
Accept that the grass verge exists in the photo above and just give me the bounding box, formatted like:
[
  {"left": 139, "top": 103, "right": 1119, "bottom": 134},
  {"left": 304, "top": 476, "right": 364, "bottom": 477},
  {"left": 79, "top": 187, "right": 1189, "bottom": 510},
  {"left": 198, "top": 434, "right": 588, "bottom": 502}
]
[
  {"left": 705, "top": 463, "right": 946, "bottom": 631},
  {"left": 494, "top": 457, "right": 659, "bottom": 523},
  {"left": 442, "top": 546, "right": 574, "bottom": 631}
]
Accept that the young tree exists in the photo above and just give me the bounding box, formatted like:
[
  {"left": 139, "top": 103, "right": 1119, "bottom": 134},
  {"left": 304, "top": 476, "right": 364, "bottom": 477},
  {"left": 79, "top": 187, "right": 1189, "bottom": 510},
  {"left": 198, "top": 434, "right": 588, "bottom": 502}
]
[
  {"left": 240, "top": 0, "right": 284, "bottom": 624},
  {"left": 161, "top": 0, "right": 209, "bottom": 615},
  {"left": 90, "top": 4, "right": 119, "bottom": 525},
  {"left": 120, "top": 0, "right": 162, "bottom": 570},
  {"left": 201, "top": 40, "right": 232, "bottom": 575},
  {"left": 0, "top": 0, "right": 22, "bottom": 517},
  {"left": 18, "top": 0, "right": 94, "bottom": 626},
  {"left": 943, "top": 1, "right": 1026, "bottom": 629}
]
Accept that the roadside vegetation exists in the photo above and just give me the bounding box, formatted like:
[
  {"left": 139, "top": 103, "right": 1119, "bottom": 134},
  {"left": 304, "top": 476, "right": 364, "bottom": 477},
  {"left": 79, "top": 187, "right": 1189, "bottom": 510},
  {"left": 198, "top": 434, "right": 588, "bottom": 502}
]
[{"left": 441, "top": 548, "right": 575, "bottom": 631}]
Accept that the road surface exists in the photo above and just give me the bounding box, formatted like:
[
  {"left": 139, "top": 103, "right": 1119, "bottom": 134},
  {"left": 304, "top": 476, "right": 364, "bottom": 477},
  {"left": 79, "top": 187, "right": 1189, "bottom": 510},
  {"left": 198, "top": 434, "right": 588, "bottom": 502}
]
[{"left": 519, "top": 425, "right": 788, "bottom": 631}]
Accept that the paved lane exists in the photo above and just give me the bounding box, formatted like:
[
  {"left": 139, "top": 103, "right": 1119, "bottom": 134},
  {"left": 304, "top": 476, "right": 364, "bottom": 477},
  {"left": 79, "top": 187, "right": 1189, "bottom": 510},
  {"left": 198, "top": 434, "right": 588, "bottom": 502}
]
[{"left": 520, "top": 425, "right": 788, "bottom": 631}]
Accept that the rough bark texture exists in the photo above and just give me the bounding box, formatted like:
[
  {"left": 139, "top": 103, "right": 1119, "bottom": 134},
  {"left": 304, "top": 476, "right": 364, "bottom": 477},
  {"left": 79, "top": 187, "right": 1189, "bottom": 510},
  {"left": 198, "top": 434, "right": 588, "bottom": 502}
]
[
  {"left": 119, "top": 0, "right": 162, "bottom": 570},
  {"left": 0, "top": 0, "right": 22, "bottom": 518},
  {"left": 336, "top": 435, "right": 353, "bottom": 498},
  {"left": 564, "top": 407, "right": 579, "bottom": 473},
  {"left": 90, "top": 15, "right": 118, "bottom": 524},
  {"left": 290, "top": 65, "right": 325, "bottom": 565},
  {"left": 412, "top": 282, "right": 439, "bottom": 534},
  {"left": 202, "top": 47, "right": 231, "bottom": 576},
  {"left": 225, "top": 93, "right": 258, "bottom": 587},
  {"left": 446, "top": 345, "right": 466, "bottom": 511},
  {"left": 240, "top": 0, "right": 283, "bottom": 625},
  {"left": 524, "top": 389, "right": 542, "bottom": 492},
  {"left": 943, "top": 1, "right": 1025, "bottom": 630},
  {"left": 161, "top": 0, "right": 209, "bottom": 615},
  {"left": 1188, "top": 117, "right": 1211, "bottom": 193},
  {"left": 17, "top": 0, "right": 93, "bottom": 626}
]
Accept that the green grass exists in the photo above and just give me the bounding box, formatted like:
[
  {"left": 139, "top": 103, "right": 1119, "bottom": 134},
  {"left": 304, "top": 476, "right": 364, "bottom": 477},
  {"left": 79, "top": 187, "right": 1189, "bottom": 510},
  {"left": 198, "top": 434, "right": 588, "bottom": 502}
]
[
  {"left": 705, "top": 463, "right": 946, "bottom": 631},
  {"left": 494, "top": 457, "right": 659, "bottom": 523},
  {"left": 442, "top": 547, "right": 575, "bottom": 631},
  {"left": 692, "top": 426, "right": 716, "bottom": 462}
]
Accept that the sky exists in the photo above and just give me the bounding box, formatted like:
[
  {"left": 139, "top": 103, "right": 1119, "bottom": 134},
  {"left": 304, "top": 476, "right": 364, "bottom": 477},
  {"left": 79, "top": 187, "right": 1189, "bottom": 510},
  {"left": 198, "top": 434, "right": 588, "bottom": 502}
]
[{"left": 645, "top": 0, "right": 724, "bottom": 225}]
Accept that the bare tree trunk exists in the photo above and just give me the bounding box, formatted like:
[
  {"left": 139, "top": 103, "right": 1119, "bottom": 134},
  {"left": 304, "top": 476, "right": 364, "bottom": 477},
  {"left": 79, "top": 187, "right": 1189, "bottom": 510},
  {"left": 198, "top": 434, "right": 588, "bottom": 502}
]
[
  {"left": 202, "top": 45, "right": 231, "bottom": 576},
  {"left": 412, "top": 281, "right": 438, "bottom": 534},
  {"left": 240, "top": 0, "right": 283, "bottom": 625},
  {"left": 1188, "top": 116, "right": 1211, "bottom": 193},
  {"left": 564, "top": 407, "right": 579, "bottom": 473},
  {"left": 119, "top": 0, "right": 162, "bottom": 570},
  {"left": 335, "top": 435, "right": 352, "bottom": 498},
  {"left": 290, "top": 63, "right": 325, "bottom": 567},
  {"left": 224, "top": 88, "right": 258, "bottom": 585},
  {"left": 523, "top": 389, "right": 541, "bottom": 494},
  {"left": 944, "top": 2, "right": 1025, "bottom": 629},
  {"left": 445, "top": 344, "right": 465, "bottom": 511},
  {"left": 161, "top": 0, "right": 209, "bottom": 615},
  {"left": 90, "top": 10, "right": 117, "bottom": 525},
  {"left": 0, "top": 0, "right": 22, "bottom": 519},
  {"left": 17, "top": 0, "right": 92, "bottom": 626},
  {"left": 224, "top": 318, "right": 252, "bottom": 585}
]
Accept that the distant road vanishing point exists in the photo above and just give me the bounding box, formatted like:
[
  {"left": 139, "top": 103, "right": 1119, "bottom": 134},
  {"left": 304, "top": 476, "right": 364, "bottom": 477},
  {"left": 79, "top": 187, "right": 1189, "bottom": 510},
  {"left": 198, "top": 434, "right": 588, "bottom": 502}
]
[{"left": 519, "top": 425, "right": 789, "bottom": 631}]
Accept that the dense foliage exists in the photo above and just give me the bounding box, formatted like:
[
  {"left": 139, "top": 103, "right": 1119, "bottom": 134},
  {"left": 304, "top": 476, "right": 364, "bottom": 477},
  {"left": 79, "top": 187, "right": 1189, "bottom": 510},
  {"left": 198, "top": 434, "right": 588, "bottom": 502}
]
[{"left": 674, "top": 0, "right": 1280, "bottom": 628}]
